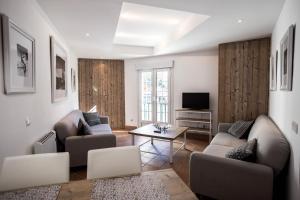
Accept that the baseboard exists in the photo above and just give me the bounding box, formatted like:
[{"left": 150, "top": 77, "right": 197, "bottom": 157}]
[
  {"left": 124, "top": 125, "right": 137, "bottom": 131},
  {"left": 185, "top": 132, "right": 211, "bottom": 141}
]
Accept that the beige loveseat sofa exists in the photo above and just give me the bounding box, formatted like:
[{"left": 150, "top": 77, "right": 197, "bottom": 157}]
[
  {"left": 189, "top": 115, "right": 290, "bottom": 200},
  {"left": 54, "top": 110, "right": 116, "bottom": 167}
]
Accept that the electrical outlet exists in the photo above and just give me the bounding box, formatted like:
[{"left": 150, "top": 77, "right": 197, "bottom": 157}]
[{"left": 291, "top": 121, "right": 298, "bottom": 134}]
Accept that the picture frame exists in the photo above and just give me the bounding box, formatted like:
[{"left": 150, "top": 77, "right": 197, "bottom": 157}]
[
  {"left": 50, "top": 36, "right": 68, "bottom": 102},
  {"left": 1, "top": 14, "right": 35, "bottom": 94},
  {"left": 270, "top": 55, "right": 275, "bottom": 91},
  {"left": 280, "top": 24, "right": 295, "bottom": 91},
  {"left": 270, "top": 50, "right": 278, "bottom": 91},
  {"left": 71, "top": 68, "right": 76, "bottom": 92}
]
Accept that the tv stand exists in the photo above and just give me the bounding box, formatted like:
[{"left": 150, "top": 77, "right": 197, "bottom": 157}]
[{"left": 175, "top": 109, "right": 212, "bottom": 142}]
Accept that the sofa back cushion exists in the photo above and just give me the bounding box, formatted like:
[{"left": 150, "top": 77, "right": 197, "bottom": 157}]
[
  {"left": 228, "top": 120, "right": 254, "bottom": 138},
  {"left": 248, "top": 115, "right": 290, "bottom": 175},
  {"left": 55, "top": 110, "right": 84, "bottom": 144},
  {"left": 83, "top": 112, "right": 101, "bottom": 126}
]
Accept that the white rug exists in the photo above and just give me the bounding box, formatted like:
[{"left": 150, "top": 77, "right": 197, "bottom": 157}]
[
  {"left": 0, "top": 185, "right": 61, "bottom": 200},
  {"left": 91, "top": 175, "right": 170, "bottom": 200}
]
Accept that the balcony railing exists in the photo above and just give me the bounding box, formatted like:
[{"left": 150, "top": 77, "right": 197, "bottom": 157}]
[{"left": 142, "top": 102, "right": 168, "bottom": 123}]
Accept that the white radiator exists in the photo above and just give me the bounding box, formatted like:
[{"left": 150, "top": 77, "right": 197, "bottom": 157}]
[{"left": 34, "top": 130, "right": 57, "bottom": 154}]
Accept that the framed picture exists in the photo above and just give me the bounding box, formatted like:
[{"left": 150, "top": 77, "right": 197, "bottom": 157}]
[
  {"left": 50, "top": 36, "right": 68, "bottom": 102},
  {"left": 1, "top": 14, "right": 35, "bottom": 94},
  {"left": 280, "top": 24, "right": 295, "bottom": 91},
  {"left": 270, "top": 51, "right": 278, "bottom": 91},
  {"left": 71, "top": 68, "right": 76, "bottom": 92}
]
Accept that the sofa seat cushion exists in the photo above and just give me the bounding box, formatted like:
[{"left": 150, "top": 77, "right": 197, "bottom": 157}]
[
  {"left": 90, "top": 124, "right": 112, "bottom": 134},
  {"left": 211, "top": 133, "right": 247, "bottom": 148},
  {"left": 203, "top": 144, "right": 234, "bottom": 158}
]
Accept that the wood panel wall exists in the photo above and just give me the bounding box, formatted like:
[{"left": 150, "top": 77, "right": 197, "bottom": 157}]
[
  {"left": 78, "top": 59, "right": 125, "bottom": 129},
  {"left": 218, "top": 38, "right": 270, "bottom": 123}
]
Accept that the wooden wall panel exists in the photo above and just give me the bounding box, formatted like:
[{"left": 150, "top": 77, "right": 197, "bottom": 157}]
[
  {"left": 78, "top": 59, "right": 125, "bottom": 129},
  {"left": 218, "top": 38, "right": 270, "bottom": 123}
]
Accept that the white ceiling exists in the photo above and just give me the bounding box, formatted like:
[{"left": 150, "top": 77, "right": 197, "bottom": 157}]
[{"left": 36, "top": 0, "right": 285, "bottom": 59}]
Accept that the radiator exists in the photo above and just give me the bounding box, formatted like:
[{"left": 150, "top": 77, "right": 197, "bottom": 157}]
[{"left": 34, "top": 130, "right": 57, "bottom": 154}]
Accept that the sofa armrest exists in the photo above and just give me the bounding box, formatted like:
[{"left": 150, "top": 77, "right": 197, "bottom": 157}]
[
  {"left": 218, "top": 122, "right": 232, "bottom": 132},
  {"left": 65, "top": 134, "right": 116, "bottom": 167},
  {"left": 99, "top": 115, "right": 109, "bottom": 124},
  {"left": 190, "top": 152, "right": 273, "bottom": 200}
]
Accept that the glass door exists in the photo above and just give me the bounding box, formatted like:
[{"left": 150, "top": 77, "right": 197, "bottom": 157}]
[
  {"left": 139, "top": 68, "right": 171, "bottom": 126},
  {"left": 156, "top": 69, "right": 169, "bottom": 123},
  {"left": 140, "top": 70, "right": 153, "bottom": 124}
]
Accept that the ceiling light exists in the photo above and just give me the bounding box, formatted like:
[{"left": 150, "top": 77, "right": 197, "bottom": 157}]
[
  {"left": 237, "top": 19, "right": 243, "bottom": 23},
  {"left": 85, "top": 33, "right": 90, "bottom": 37}
]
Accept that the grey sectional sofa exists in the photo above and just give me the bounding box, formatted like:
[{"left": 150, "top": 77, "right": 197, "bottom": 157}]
[
  {"left": 189, "top": 115, "right": 290, "bottom": 200},
  {"left": 54, "top": 110, "right": 116, "bottom": 167}
]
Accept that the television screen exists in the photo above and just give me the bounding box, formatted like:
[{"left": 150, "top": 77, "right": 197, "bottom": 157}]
[{"left": 182, "top": 93, "right": 209, "bottom": 109}]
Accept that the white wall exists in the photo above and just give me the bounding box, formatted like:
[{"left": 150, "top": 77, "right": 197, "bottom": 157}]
[
  {"left": 0, "top": 0, "right": 78, "bottom": 166},
  {"left": 269, "top": 0, "right": 300, "bottom": 199},
  {"left": 125, "top": 50, "right": 218, "bottom": 133}
]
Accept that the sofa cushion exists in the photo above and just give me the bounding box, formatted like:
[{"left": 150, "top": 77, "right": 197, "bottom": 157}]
[
  {"left": 248, "top": 115, "right": 290, "bottom": 175},
  {"left": 203, "top": 144, "right": 234, "bottom": 158},
  {"left": 77, "top": 119, "right": 93, "bottom": 135},
  {"left": 225, "top": 139, "right": 257, "bottom": 162},
  {"left": 90, "top": 124, "right": 112, "bottom": 135},
  {"left": 211, "top": 133, "right": 247, "bottom": 148},
  {"left": 83, "top": 112, "right": 101, "bottom": 126},
  {"left": 228, "top": 120, "right": 253, "bottom": 138},
  {"left": 54, "top": 110, "right": 84, "bottom": 144}
]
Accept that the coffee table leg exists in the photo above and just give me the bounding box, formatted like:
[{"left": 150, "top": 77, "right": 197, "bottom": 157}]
[
  {"left": 132, "top": 135, "right": 135, "bottom": 145},
  {"left": 151, "top": 138, "right": 153, "bottom": 145},
  {"left": 169, "top": 140, "right": 173, "bottom": 163}
]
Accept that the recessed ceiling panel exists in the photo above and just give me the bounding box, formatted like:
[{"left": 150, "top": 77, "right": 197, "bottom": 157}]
[{"left": 114, "top": 2, "right": 210, "bottom": 47}]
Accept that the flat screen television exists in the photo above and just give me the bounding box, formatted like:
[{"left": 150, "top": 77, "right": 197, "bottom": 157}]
[{"left": 182, "top": 93, "right": 209, "bottom": 110}]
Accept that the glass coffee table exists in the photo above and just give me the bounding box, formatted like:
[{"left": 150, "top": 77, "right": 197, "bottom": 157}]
[{"left": 128, "top": 124, "right": 189, "bottom": 163}]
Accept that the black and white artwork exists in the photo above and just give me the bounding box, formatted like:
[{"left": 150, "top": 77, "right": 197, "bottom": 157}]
[
  {"left": 50, "top": 36, "right": 68, "bottom": 102},
  {"left": 1, "top": 14, "right": 35, "bottom": 94},
  {"left": 56, "top": 55, "right": 66, "bottom": 90},
  {"left": 270, "top": 51, "right": 278, "bottom": 91},
  {"left": 71, "top": 68, "right": 76, "bottom": 92},
  {"left": 280, "top": 24, "right": 295, "bottom": 91},
  {"left": 17, "top": 44, "right": 29, "bottom": 76}
]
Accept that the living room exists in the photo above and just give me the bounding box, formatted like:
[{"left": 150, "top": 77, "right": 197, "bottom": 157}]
[{"left": 0, "top": 0, "right": 299, "bottom": 199}]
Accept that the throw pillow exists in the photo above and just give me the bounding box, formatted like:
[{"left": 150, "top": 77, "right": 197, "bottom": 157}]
[
  {"left": 228, "top": 120, "right": 254, "bottom": 138},
  {"left": 225, "top": 139, "right": 257, "bottom": 162},
  {"left": 77, "top": 119, "right": 92, "bottom": 135},
  {"left": 83, "top": 112, "right": 101, "bottom": 126}
]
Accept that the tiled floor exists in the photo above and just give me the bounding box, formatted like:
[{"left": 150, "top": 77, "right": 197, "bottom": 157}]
[{"left": 70, "top": 130, "right": 209, "bottom": 185}]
